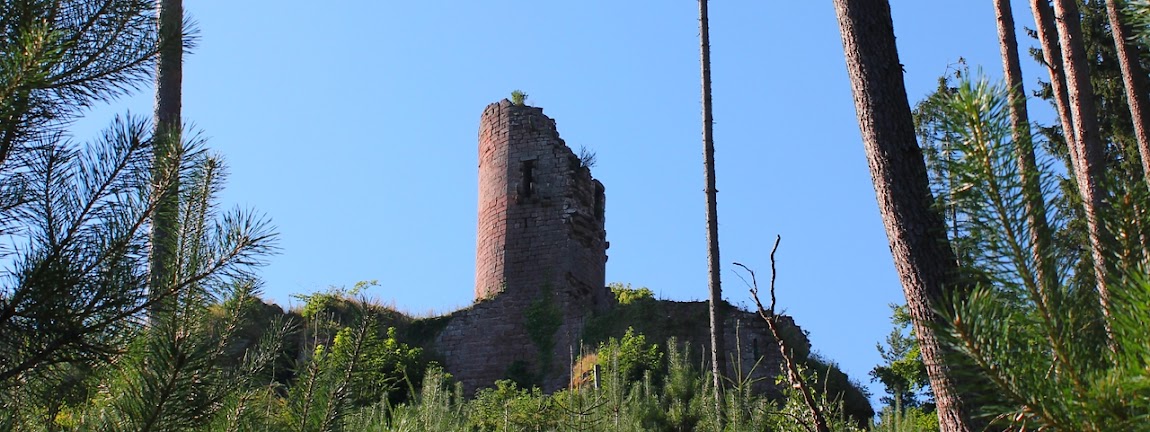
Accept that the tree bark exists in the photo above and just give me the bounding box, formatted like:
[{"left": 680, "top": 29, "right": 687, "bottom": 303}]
[
  {"left": 832, "top": 1, "right": 974, "bottom": 430},
  {"left": 698, "top": 0, "right": 726, "bottom": 423},
  {"left": 151, "top": 0, "right": 183, "bottom": 308},
  {"left": 1050, "top": 0, "right": 1115, "bottom": 341},
  {"left": 1104, "top": 0, "right": 1150, "bottom": 187},
  {"left": 1031, "top": 0, "right": 1078, "bottom": 147},
  {"left": 995, "top": 0, "right": 1056, "bottom": 298}
]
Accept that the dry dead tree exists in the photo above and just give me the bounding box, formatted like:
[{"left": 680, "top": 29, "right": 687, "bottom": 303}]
[{"left": 734, "top": 235, "right": 831, "bottom": 432}]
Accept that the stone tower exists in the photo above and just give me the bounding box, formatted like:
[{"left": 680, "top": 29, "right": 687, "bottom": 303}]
[
  {"left": 429, "top": 101, "right": 835, "bottom": 408},
  {"left": 433, "top": 99, "right": 610, "bottom": 393},
  {"left": 474, "top": 99, "right": 609, "bottom": 308}
]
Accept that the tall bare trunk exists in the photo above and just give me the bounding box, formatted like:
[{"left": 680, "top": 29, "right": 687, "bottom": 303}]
[
  {"left": 151, "top": 0, "right": 182, "bottom": 307},
  {"left": 832, "top": 1, "right": 974, "bottom": 430},
  {"left": 1105, "top": 0, "right": 1150, "bottom": 186},
  {"left": 1031, "top": 0, "right": 1078, "bottom": 146},
  {"left": 1050, "top": 0, "right": 1115, "bottom": 342},
  {"left": 698, "top": 0, "right": 725, "bottom": 422},
  {"left": 995, "top": 0, "right": 1056, "bottom": 297}
]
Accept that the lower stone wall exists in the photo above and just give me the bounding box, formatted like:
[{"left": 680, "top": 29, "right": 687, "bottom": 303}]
[
  {"left": 432, "top": 294, "right": 535, "bottom": 394},
  {"left": 589, "top": 300, "right": 808, "bottom": 399},
  {"left": 723, "top": 311, "right": 806, "bottom": 399},
  {"left": 431, "top": 287, "right": 601, "bottom": 394},
  {"left": 232, "top": 295, "right": 867, "bottom": 420},
  {"left": 429, "top": 298, "right": 809, "bottom": 399}
]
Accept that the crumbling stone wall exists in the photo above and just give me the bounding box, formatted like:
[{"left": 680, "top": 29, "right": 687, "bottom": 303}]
[
  {"left": 723, "top": 310, "right": 808, "bottom": 399},
  {"left": 427, "top": 101, "right": 867, "bottom": 418},
  {"left": 435, "top": 100, "right": 610, "bottom": 393},
  {"left": 578, "top": 299, "right": 809, "bottom": 400},
  {"left": 473, "top": 99, "right": 608, "bottom": 306}
]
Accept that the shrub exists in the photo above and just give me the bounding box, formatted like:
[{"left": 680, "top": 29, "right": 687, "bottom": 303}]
[
  {"left": 598, "top": 327, "right": 663, "bottom": 384},
  {"left": 510, "top": 90, "right": 528, "bottom": 106}
]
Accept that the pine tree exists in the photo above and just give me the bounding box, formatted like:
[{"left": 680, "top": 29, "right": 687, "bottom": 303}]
[
  {"left": 0, "top": 1, "right": 277, "bottom": 427},
  {"left": 832, "top": 0, "right": 976, "bottom": 430},
  {"left": 1050, "top": 0, "right": 1115, "bottom": 342},
  {"left": 1103, "top": 0, "right": 1150, "bottom": 187},
  {"left": 149, "top": 0, "right": 184, "bottom": 312},
  {"left": 928, "top": 71, "right": 1150, "bottom": 432},
  {"left": 995, "top": 0, "right": 1056, "bottom": 296},
  {"left": 1, "top": 0, "right": 162, "bottom": 388}
]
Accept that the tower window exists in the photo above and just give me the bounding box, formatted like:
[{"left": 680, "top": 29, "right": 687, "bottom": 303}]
[{"left": 520, "top": 160, "right": 535, "bottom": 198}]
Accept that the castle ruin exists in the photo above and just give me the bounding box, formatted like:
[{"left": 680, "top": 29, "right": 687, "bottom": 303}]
[
  {"left": 473, "top": 99, "right": 610, "bottom": 308},
  {"left": 433, "top": 100, "right": 612, "bottom": 392},
  {"left": 230, "top": 98, "right": 870, "bottom": 419},
  {"left": 425, "top": 101, "right": 869, "bottom": 423}
]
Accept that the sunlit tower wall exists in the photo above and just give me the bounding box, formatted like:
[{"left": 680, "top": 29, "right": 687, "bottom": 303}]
[
  {"left": 474, "top": 99, "right": 609, "bottom": 310},
  {"left": 431, "top": 100, "right": 815, "bottom": 398}
]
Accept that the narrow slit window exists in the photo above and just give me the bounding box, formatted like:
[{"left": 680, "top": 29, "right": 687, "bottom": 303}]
[{"left": 520, "top": 160, "right": 535, "bottom": 198}]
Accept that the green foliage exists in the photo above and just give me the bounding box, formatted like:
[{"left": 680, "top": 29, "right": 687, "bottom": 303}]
[
  {"left": 285, "top": 330, "right": 346, "bottom": 431},
  {"left": 502, "top": 360, "right": 539, "bottom": 390},
  {"left": 769, "top": 382, "right": 868, "bottom": 432},
  {"left": 0, "top": 4, "right": 284, "bottom": 428},
  {"left": 4, "top": 313, "right": 875, "bottom": 432},
  {"left": 1130, "top": 1, "right": 1150, "bottom": 46},
  {"left": 918, "top": 65, "right": 1150, "bottom": 429},
  {"left": 293, "top": 280, "right": 379, "bottom": 320},
  {"left": 330, "top": 325, "right": 424, "bottom": 406},
  {"left": 459, "top": 337, "right": 866, "bottom": 432},
  {"left": 871, "top": 406, "right": 940, "bottom": 432},
  {"left": 278, "top": 304, "right": 429, "bottom": 432},
  {"left": 609, "top": 282, "right": 656, "bottom": 305},
  {"left": 944, "top": 278, "right": 1150, "bottom": 430},
  {"left": 0, "top": 115, "right": 279, "bottom": 394},
  {"left": 468, "top": 380, "right": 558, "bottom": 431},
  {"left": 510, "top": 89, "right": 528, "bottom": 106},
  {"left": 69, "top": 283, "right": 286, "bottom": 431},
  {"left": 917, "top": 69, "right": 1069, "bottom": 289},
  {"left": 523, "top": 284, "right": 561, "bottom": 376},
  {"left": 348, "top": 366, "right": 467, "bottom": 432},
  {"left": 800, "top": 354, "right": 874, "bottom": 428},
  {"left": 0, "top": 0, "right": 163, "bottom": 161},
  {"left": 710, "top": 349, "right": 869, "bottom": 432},
  {"left": 871, "top": 304, "right": 931, "bottom": 411},
  {"left": 0, "top": 1, "right": 878, "bottom": 431},
  {"left": 582, "top": 294, "right": 709, "bottom": 352},
  {"left": 598, "top": 327, "right": 663, "bottom": 384},
  {"left": 1032, "top": 0, "right": 1150, "bottom": 277},
  {"left": 661, "top": 340, "right": 706, "bottom": 430},
  {"left": 287, "top": 312, "right": 395, "bottom": 431}
]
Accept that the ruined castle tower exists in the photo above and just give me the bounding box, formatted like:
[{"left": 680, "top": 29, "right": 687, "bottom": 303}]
[
  {"left": 428, "top": 102, "right": 839, "bottom": 412},
  {"left": 474, "top": 99, "right": 609, "bottom": 306},
  {"left": 432, "top": 100, "right": 609, "bottom": 393}
]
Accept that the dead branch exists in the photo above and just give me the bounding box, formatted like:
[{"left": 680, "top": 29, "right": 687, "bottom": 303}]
[{"left": 734, "top": 235, "right": 830, "bottom": 432}]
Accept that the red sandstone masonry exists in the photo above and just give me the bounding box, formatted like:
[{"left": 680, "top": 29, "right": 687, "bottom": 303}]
[
  {"left": 474, "top": 99, "right": 608, "bottom": 305},
  {"left": 436, "top": 100, "right": 610, "bottom": 393},
  {"left": 430, "top": 100, "right": 805, "bottom": 399}
]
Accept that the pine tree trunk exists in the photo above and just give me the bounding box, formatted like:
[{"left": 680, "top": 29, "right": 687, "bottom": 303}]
[
  {"left": 1049, "top": 0, "right": 1115, "bottom": 340},
  {"left": 831, "top": 1, "right": 974, "bottom": 430},
  {"left": 1105, "top": 0, "right": 1150, "bottom": 186},
  {"left": 995, "top": 0, "right": 1055, "bottom": 297},
  {"left": 151, "top": 0, "right": 183, "bottom": 307},
  {"left": 1030, "top": 0, "right": 1078, "bottom": 146},
  {"left": 698, "top": 0, "right": 725, "bottom": 423}
]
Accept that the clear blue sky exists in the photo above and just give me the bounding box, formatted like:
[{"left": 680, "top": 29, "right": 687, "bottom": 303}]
[{"left": 74, "top": 0, "right": 1052, "bottom": 403}]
